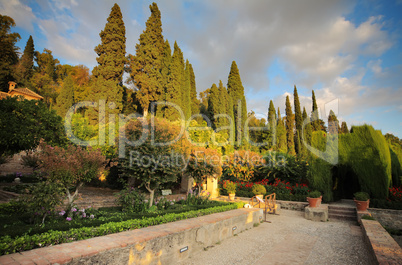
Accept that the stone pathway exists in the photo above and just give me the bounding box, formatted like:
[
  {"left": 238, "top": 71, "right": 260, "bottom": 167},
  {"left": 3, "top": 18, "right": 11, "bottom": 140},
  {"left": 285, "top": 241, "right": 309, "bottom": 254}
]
[{"left": 180, "top": 210, "right": 374, "bottom": 265}]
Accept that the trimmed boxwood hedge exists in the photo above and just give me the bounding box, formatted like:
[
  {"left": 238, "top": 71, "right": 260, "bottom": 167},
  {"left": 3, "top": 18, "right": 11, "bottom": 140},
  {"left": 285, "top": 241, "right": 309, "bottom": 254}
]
[{"left": 0, "top": 202, "right": 244, "bottom": 255}]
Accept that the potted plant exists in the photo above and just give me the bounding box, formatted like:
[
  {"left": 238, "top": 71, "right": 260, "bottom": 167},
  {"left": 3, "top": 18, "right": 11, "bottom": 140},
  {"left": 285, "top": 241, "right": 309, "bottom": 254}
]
[
  {"left": 354, "top": 192, "right": 370, "bottom": 211},
  {"left": 252, "top": 184, "right": 266, "bottom": 200},
  {"left": 223, "top": 180, "right": 236, "bottom": 201},
  {"left": 307, "top": 190, "right": 322, "bottom": 207}
]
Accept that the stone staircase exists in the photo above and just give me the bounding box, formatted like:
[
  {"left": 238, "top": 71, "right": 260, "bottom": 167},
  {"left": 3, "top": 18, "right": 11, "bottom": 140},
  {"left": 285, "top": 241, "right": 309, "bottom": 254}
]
[{"left": 328, "top": 199, "right": 357, "bottom": 222}]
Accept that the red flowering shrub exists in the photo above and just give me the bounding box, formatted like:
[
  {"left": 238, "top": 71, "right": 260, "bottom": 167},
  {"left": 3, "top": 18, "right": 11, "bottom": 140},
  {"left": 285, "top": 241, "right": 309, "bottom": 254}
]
[
  {"left": 389, "top": 186, "right": 402, "bottom": 202},
  {"left": 38, "top": 142, "right": 106, "bottom": 212}
]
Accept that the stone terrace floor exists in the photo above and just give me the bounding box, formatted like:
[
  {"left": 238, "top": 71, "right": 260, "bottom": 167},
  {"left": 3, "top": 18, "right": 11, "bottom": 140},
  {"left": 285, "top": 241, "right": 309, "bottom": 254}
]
[{"left": 179, "top": 209, "right": 374, "bottom": 265}]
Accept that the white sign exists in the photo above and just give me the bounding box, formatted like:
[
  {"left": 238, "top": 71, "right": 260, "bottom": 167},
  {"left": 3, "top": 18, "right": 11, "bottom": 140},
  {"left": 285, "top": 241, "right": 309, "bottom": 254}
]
[{"left": 162, "top": 189, "right": 172, "bottom": 196}]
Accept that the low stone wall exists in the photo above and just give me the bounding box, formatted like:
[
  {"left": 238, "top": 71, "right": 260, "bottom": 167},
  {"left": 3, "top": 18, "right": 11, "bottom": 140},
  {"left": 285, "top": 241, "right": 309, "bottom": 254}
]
[
  {"left": 369, "top": 208, "right": 402, "bottom": 230},
  {"left": 276, "top": 200, "right": 308, "bottom": 211},
  {"left": 0, "top": 208, "right": 262, "bottom": 265},
  {"left": 361, "top": 219, "right": 402, "bottom": 264}
]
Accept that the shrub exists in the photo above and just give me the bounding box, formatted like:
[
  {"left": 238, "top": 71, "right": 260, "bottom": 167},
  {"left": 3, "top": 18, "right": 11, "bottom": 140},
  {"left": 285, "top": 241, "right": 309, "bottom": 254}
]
[
  {"left": 354, "top": 192, "right": 370, "bottom": 201},
  {"left": 252, "top": 184, "right": 266, "bottom": 195},
  {"left": 116, "top": 187, "right": 147, "bottom": 213},
  {"left": 308, "top": 190, "right": 321, "bottom": 198},
  {"left": 389, "top": 186, "right": 402, "bottom": 202},
  {"left": 222, "top": 180, "right": 236, "bottom": 194},
  {"left": 222, "top": 150, "right": 262, "bottom": 181}
]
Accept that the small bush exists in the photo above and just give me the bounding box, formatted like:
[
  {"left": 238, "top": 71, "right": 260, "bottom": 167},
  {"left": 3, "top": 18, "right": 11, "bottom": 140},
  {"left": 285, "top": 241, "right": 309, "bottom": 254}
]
[
  {"left": 116, "top": 187, "right": 147, "bottom": 213},
  {"left": 252, "top": 184, "right": 266, "bottom": 195},
  {"left": 222, "top": 180, "right": 236, "bottom": 194},
  {"left": 354, "top": 192, "right": 370, "bottom": 201},
  {"left": 308, "top": 190, "right": 321, "bottom": 198}
]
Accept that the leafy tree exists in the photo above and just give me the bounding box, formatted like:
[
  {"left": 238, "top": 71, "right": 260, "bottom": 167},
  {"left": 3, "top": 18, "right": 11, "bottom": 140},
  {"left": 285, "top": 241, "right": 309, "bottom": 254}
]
[
  {"left": 0, "top": 15, "right": 20, "bottom": 92},
  {"left": 223, "top": 150, "right": 262, "bottom": 182},
  {"left": 93, "top": 3, "right": 126, "bottom": 85},
  {"left": 186, "top": 147, "right": 222, "bottom": 193},
  {"left": 38, "top": 142, "right": 106, "bottom": 212},
  {"left": 129, "top": 2, "right": 164, "bottom": 117},
  {"left": 227, "top": 61, "right": 247, "bottom": 146},
  {"left": 119, "top": 117, "right": 188, "bottom": 207},
  {"left": 340, "top": 121, "right": 349, "bottom": 134},
  {"left": 35, "top": 49, "right": 59, "bottom": 81},
  {"left": 285, "top": 95, "right": 295, "bottom": 155},
  {"left": 0, "top": 97, "right": 66, "bottom": 158},
  {"left": 276, "top": 108, "right": 287, "bottom": 153},
  {"left": 55, "top": 75, "right": 74, "bottom": 117}
]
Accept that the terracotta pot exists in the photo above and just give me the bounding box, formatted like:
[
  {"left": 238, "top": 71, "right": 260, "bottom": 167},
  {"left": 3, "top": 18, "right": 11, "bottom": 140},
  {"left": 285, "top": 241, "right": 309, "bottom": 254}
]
[
  {"left": 354, "top": 199, "right": 369, "bottom": 211},
  {"left": 307, "top": 196, "right": 322, "bottom": 207},
  {"left": 228, "top": 193, "right": 235, "bottom": 201}
]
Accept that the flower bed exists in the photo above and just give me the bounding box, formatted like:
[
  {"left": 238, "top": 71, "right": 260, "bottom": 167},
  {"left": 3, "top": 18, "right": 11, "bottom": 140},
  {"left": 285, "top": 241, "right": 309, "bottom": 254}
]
[
  {"left": 0, "top": 201, "right": 243, "bottom": 255},
  {"left": 219, "top": 178, "right": 310, "bottom": 202}
]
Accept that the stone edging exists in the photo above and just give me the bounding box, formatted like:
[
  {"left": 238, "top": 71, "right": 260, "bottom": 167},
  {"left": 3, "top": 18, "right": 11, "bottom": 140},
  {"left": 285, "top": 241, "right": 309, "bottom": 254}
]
[
  {"left": 361, "top": 219, "right": 402, "bottom": 264},
  {"left": 0, "top": 208, "right": 262, "bottom": 265}
]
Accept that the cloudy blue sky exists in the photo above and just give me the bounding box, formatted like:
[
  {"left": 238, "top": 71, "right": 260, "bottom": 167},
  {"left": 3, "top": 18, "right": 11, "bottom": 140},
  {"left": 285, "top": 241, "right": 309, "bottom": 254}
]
[{"left": 1, "top": 0, "right": 401, "bottom": 137}]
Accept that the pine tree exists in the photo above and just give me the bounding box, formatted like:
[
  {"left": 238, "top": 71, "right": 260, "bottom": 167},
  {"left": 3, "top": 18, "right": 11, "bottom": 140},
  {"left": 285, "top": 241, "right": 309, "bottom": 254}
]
[
  {"left": 189, "top": 63, "right": 199, "bottom": 116},
  {"left": 268, "top": 100, "right": 276, "bottom": 147},
  {"left": 164, "top": 41, "right": 184, "bottom": 120},
  {"left": 285, "top": 95, "right": 295, "bottom": 155},
  {"left": 311, "top": 90, "right": 321, "bottom": 131},
  {"left": 55, "top": 75, "right": 74, "bottom": 117},
  {"left": 93, "top": 3, "right": 126, "bottom": 84},
  {"left": 129, "top": 2, "right": 164, "bottom": 116},
  {"left": 182, "top": 60, "right": 192, "bottom": 120},
  {"left": 227, "top": 61, "right": 247, "bottom": 146},
  {"left": 276, "top": 108, "right": 287, "bottom": 153},
  {"left": 328, "top": 110, "right": 340, "bottom": 135},
  {"left": 340, "top": 121, "right": 349, "bottom": 134},
  {"left": 0, "top": 15, "right": 20, "bottom": 92}
]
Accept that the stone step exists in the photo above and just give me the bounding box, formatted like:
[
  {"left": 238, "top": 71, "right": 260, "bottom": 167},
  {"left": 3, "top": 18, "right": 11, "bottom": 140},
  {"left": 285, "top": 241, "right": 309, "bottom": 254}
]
[
  {"left": 328, "top": 208, "right": 357, "bottom": 215},
  {"left": 329, "top": 213, "right": 357, "bottom": 222},
  {"left": 328, "top": 205, "right": 356, "bottom": 212}
]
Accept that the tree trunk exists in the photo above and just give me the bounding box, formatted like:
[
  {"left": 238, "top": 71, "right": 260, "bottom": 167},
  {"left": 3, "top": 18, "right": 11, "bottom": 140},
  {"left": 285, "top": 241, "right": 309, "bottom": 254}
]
[
  {"left": 65, "top": 182, "right": 83, "bottom": 212},
  {"left": 144, "top": 182, "right": 154, "bottom": 208},
  {"left": 143, "top": 108, "right": 148, "bottom": 118}
]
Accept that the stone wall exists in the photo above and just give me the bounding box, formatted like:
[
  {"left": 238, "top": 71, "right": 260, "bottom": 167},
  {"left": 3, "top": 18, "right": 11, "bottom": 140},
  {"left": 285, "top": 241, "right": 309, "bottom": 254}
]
[
  {"left": 276, "top": 200, "right": 308, "bottom": 211},
  {"left": 368, "top": 208, "right": 402, "bottom": 230}
]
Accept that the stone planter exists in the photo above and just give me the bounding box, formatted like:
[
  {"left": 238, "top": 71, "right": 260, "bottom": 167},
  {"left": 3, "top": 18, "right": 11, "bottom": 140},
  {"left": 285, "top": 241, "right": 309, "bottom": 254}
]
[
  {"left": 228, "top": 193, "right": 235, "bottom": 201},
  {"left": 354, "top": 199, "right": 369, "bottom": 211},
  {"left": 307, "top": 196, "right": 322, "bottom": 208}
]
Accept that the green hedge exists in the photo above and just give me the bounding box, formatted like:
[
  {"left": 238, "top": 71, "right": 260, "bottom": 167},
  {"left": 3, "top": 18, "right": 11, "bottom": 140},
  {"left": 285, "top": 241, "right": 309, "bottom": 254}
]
[
  {"left": 0, "top": 202, "right": 244, "bottom": 255},
  {"left": 339, "top": 125, "right": 391, "bottom": 199}
]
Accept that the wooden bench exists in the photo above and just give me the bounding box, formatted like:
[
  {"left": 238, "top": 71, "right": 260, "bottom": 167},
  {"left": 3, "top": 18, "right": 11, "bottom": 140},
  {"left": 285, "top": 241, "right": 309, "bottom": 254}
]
[{"left": 249, "top": 193, "right": 278, "bottom": 222}]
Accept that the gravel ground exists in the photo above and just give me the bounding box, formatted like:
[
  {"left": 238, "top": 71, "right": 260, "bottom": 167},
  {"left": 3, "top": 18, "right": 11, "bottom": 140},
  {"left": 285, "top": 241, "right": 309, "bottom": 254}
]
[{"left": 179, "top": 210, "right": 374, "bottom": 265}]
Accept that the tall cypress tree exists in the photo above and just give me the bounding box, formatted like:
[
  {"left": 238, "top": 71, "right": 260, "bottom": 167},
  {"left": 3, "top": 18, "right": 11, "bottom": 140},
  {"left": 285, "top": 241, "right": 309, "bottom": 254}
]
[
  {"left": 268, "top": 100, "right": 276, "bottom": 147},
  {"left": 311, "top": 90, "right": 320, "bottom": 131},
  {"left": 183, "top": 60, "right": 192, "bottom": 120},
  {"left": 285, "top": 95, "right": 295, "bottom": 155},
  {"left": 164, "top": 41, "right": 184, "bottom": 120},
  {"left": 341, "top": 121, "right": 349, "bottom": 134},
  {"left": 19, "top": 35, "right": 35, "bottom": 82},
  {"left": 276, "top": 108, "right": 287, "bottom": 153},
  {"left": 302, "top": 107, "right": 312, "bottom": 145},
  {"left": 93, "top": 3, "right": 126, "bottom": 84},
  {"left": 157, "top": 39, "right": 172, "bottom": 118},
  {"left": 207, "top": 83, "right": 220, "bottom": 129},
  {"left": 130, "top": 2, "right": 164, "bottom": 116},
  {"left": 227, "top": 61, "right": 247, "bottom": 146},
  {"left": 293, "top": 86, "right": 303, "bottom": 154},
  {"left": 189, "top": 63, "right": 199, "bottom": 116},
  {"left": 328, "top": 110, "right": 340, "bottom": 135},
  {"left": 217, "top": 80, "right": 233, "bottom": 128}
]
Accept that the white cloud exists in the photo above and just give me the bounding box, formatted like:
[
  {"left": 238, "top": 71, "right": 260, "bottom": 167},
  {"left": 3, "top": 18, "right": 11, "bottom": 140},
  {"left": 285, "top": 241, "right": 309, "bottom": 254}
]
[{"left": 0, "top": 0, "right": 36, "bottom": 32}]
